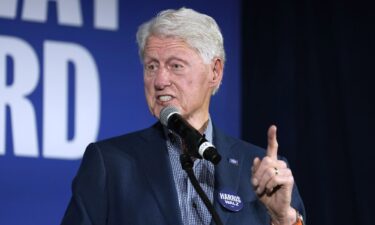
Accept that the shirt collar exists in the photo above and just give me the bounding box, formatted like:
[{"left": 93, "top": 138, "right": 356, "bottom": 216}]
[{"left": 204, "top": 116, "right": 213, "bottom": 144}]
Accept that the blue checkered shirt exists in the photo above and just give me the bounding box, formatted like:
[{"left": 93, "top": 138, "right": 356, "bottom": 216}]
[{"left": 165, "top": 119, "right": 215, "bottom": 225}]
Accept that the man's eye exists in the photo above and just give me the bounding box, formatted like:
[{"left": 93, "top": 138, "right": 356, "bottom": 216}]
[
  {"left": 171, "top": 64, "right": 183, "bottom": 70},
  {"left": 146, "top": 64, "right": 157, "bottom": 71}
]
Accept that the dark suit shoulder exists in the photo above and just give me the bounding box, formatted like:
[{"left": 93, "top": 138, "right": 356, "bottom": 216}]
[{"left": 89, "top": 123, "right": 164, "bottom": 157}]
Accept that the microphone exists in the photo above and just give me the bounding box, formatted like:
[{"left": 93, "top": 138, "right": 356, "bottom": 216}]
[{"left": 160, "top": 106, "right": 221, "bottom": 165}]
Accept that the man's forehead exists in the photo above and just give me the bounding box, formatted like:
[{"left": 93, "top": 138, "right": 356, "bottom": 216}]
[
  {"left": 143, "top": 36, "right": 200, "bottom": 60},
  {"left": 145, "top": 36, "right": 190, "bottom": 50},
  {"left": 146, "top": 34, "right": 185, "bottom": 43}
]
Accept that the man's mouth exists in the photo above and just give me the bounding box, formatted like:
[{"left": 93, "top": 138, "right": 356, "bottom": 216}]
[{"left": 158, "top": 95, "right": 173, "bottom": 102}]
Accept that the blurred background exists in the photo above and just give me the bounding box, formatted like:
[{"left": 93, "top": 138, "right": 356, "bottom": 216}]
[{"left": 0, "top": 0, "right": 373, "bottom": 224}]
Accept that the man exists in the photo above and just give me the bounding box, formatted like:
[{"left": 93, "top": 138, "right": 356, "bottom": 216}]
[{"left": 61, "top": 8, "right": 305, "bottom": 225}]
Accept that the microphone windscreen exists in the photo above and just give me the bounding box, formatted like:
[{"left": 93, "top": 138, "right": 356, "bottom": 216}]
[{"left": 159, "top": 106, "right": 180, "bottom": 126}]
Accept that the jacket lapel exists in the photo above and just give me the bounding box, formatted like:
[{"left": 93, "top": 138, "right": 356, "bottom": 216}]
[
  {"left": 137, "top": 123, "right": 183, "bottom": 225},
  {"left": 211, "top": 127, "right": 247, "bottom": 225}
]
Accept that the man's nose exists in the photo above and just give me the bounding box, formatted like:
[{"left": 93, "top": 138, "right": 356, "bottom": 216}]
[{"left": 154, "top": 67, "right": 171, "bottom": 90}]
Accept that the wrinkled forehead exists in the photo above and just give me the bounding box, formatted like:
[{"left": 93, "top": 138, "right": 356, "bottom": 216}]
[
  {"left": 145, "top": 35, "right": 193, "bottom": 49},
  {"left": 143, "top": 35, "right": 202, "bottom": 60}
]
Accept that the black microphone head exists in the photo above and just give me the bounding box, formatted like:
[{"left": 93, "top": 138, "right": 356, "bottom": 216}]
[{"left": 159, "top": 106, "right": 180, "bottom": 126}]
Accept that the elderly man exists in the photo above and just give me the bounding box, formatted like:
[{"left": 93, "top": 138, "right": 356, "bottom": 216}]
[{"left": 61, "top": 8, "right": 305, "bottom": 225}]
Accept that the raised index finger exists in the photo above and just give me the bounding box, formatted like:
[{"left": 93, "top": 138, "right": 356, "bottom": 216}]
[{"left": 267, "top": 125, "right": 278, "bottom": 160}]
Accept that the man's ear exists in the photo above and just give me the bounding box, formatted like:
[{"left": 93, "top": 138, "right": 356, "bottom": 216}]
[{"left": 210, "top": 58, "right": 223, "bottom": 86}]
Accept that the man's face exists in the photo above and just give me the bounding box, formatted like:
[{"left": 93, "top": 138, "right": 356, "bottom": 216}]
[{"left": 143, "top": 36, "right": 222, "bottom": 126}]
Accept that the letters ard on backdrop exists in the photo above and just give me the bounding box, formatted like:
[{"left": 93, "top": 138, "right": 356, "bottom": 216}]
[{"left": 0, "top": 0, "right": 119, "bottom": 159}]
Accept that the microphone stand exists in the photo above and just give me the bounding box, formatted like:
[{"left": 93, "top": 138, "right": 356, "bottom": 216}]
[{"left": 180, "top": 153, "right": 223, "bottom": 225}]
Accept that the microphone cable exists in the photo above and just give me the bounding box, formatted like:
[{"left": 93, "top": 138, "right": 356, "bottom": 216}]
[{"left": 180, "top": 153, "right": 223, "bottom": 225}]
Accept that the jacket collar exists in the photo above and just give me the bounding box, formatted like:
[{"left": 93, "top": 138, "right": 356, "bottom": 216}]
[
  {"left": 138, "top": 123, "right": 183, "bottom": 225},
  {"left": 211, "top": 125, "right": 257, "bottom": 225}
]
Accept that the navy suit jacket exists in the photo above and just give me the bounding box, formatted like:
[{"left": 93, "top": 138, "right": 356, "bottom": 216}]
[{"left": 61, "top": 123, "right": 305, "bottom": 225}]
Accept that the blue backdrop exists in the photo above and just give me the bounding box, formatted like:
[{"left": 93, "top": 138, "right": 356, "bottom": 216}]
[{"left": 0, "top": 1, "right": 241, "bottom": 224}]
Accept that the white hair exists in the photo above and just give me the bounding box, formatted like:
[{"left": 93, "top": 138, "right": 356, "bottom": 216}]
[{"left": 136, "top": 7, "right": 225, "bottom": 94}]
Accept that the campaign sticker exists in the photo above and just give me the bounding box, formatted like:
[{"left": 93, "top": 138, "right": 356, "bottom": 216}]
[{"left": 218, "top": 188, "right": 243, "bottom": 212}]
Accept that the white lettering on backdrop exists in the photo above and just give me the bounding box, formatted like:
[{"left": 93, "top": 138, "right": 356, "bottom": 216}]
[
  {"left": 0, "top": 36, "right": 101, "bottom": 159},
  {"left": 0, "top": 0, "right": 119, "bottom": 159},
  {"left": 0, "top": 0, "right": 118, "bottom": 30}
]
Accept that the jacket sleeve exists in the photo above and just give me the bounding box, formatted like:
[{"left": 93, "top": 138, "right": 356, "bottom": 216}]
[
  {"left": 291, "top": 182, "right": 306, "bottom": 223},
  {"left": 284, "top": 156, "right": 306, "bottom": 224},
  {"left": 61, "top": 143, "right": 108, "bottom": 225}
]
